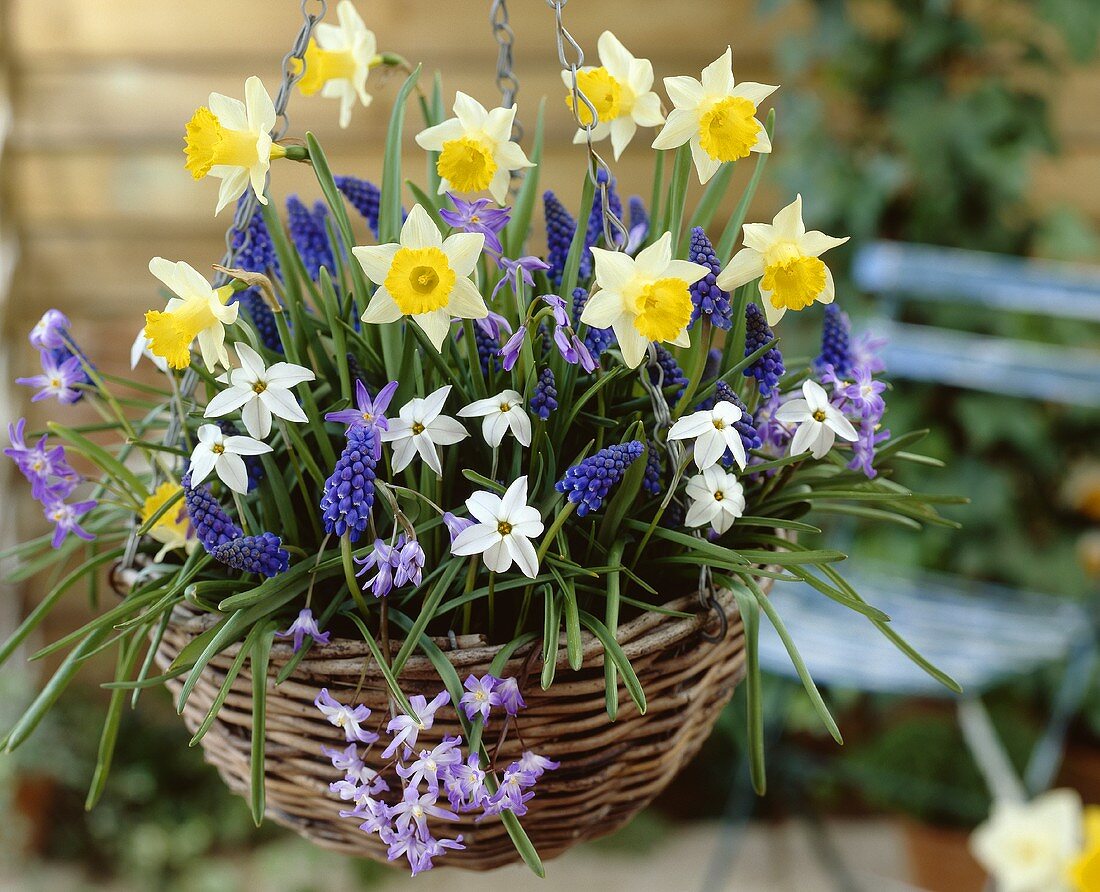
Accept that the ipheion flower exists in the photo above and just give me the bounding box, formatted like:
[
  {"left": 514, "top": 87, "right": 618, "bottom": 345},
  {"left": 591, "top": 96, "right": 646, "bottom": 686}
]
[
  {"left": 668, "top": 401, "right": 749, "bottom": 471},
  {"left": 381, "top": 385, "right": 469, "bottom": 476},
  {"left": 457, "top": 390, "right": 532, "bottom": 448},
  {"left": 203, "top": 343, "right": 315, "bottom": 439},
  {"left": 774, "top": 379, "right": 859, "bottom": 459},
  {"left": 717, "top": 195, "right": 849, "bottom": 326},
  {"left": 188, "top": 423, "right": 272, "bottom": 495},
  {"left": 414, "top": 92, "right": 534, "bottom": 204},
  {"left": 450, "top": 476, "right": 544, "bottom": 578},
  {"left": 652, "top": 47, "right": 776, "bottom": 184},
  {"left": 685, "top": 465, "right": 746, "bottom": 535},
  {"left": 354, "top": 205, "right": 488, "bottom": 352}
]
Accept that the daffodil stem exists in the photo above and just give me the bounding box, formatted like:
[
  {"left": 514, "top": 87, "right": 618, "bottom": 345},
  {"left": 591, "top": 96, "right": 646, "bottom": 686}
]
[
  {"left": 282, "top": 145, "right": 309, "bottom": 162},
  {"left": 674, "top": 320, "right": 713, "bottom": 421}
]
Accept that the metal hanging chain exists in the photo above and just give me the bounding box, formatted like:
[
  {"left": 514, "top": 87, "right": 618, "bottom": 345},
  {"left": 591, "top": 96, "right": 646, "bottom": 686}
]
[
  {"left": 122, "top": 0, "right": 327, "bottom": 571},
  {"left": 546, "top": 0, "right": 629, "bottom": 251},
  {"left": 489, "top": 0, "right": 522, "bottom": 143}
]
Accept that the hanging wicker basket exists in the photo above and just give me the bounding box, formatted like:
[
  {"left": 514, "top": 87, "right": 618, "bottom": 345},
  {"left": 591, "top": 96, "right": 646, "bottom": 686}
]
[{"left": 152, "top": 582, "right": 766, "bottom": 871}]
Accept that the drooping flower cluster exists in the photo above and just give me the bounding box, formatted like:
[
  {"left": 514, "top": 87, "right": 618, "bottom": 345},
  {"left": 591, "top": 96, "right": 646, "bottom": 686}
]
[
  {"left": 316, "top": 678, "right": 557, "bottom": 875},
  {"left": 529, "top": 367, "right": 558, "bottom": 421},
  {"left": 17, "top": 310, "right": 92, "bottom": 405},
  {"left": 355, "top": 534, "right": 426, "bottom": 598},
  {"left": 556, "top": 441, "right": 645, "bottom": 517}
]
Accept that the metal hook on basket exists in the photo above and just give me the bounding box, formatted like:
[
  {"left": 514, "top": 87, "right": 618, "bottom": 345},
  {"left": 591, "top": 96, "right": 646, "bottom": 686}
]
[{"left": 699, "top": 590, "right": 728, "bottom": 643}]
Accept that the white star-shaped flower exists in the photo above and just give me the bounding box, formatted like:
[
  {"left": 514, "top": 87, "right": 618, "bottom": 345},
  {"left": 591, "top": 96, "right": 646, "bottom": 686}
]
[
  {"left": 667, "top": 400, "right": 748, "bottom": 470},
  {"left": 774, "top": 379, "right": 858, "bottom": 459},
  {"left": 381, "top": 385, "right": 469, "bottom": 475},
  {"left": 450, "top": 476, "right": 544, "bottom": 577},
  {"left": 685, "top": 465, "right": 745, "bottom": 535},
  {"left": 203, "top": 343, "right": 315, "bottom": 439},
  {"left": 188, "top": 423, "right": 272, "bottom": 494},
  {"left": 457, "top": 389, "right": 531, "bottom": 448}
]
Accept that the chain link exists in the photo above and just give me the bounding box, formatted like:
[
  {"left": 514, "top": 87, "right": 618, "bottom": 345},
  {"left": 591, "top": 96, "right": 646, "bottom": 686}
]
[
  {"left": 538, "top": 0, "right": 718, "bottom": 621},
  {"left": 489, "top": 0, "right": 522, "bottom": 142},
  {"left": 122, "top": 0, "right": 327, "bottom": 570},
  {"left": 546, "top": 0, "right": 629, "bottom": 251}
]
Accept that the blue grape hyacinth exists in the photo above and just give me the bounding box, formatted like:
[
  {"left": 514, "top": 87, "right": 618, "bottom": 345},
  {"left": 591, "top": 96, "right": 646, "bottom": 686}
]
[
  {"left": 530, "top": 367, "right": 558, "bottom": 420},
  {"left": 687, "top": 227, "right": 732, "bottom": 330},
  {"left": 815, "top": 304, "right": 852, "bottom": 376},
  {"left": 287, "top": 195, "right": 336, "bottom": 280},
  {"left": 744, "top": 303, "right": 785, "bottom": 398},
  {"left": 543, "top": 190, "right": 578, "bottom": 287},
  {"left": 320, "top": 425, "right": 377, "bottom": 542},
  {"left": 556, "top": 441, "right": 645, "bottom": 517},
  {"left": 211, "top": 532, "right": 290, "bottom": 578},
  {"left": 335, "top": 175, "right": 381, "bottom": 237}
]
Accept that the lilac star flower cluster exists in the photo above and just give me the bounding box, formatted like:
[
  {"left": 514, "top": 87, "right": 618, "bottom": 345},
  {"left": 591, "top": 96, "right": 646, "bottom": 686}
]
[
  {"left": 316, "top": 677, "right": 557, "bottom": 876},
  {"left": 687, "top": 228, "right": 733, "bottom": 330},
  {"left": 5, "top": 419, "right": 81, "bottom": 504},
  {"left": 537, "top": 294, "right": 597, "bottom": 373},
  {"left": 440, "top": 195, "right": 511, "bottom": 256},
  {"left": 818, "top": 324, "right": 889, "bottom": 478},
  {"left": 556, "top": 441, "right": 645, "bottom": 517},
  {"left": 354, "top": 534, "right": 425, "bottom": 598},
  {"left": 335, "top": 175, "right": 382, "bottom": 237},
  {"left": 287, "top": 195, "right": 337, "bottom": 280},
  {"left": 17, "top": 310, "right": 92, "bottom": 405}
]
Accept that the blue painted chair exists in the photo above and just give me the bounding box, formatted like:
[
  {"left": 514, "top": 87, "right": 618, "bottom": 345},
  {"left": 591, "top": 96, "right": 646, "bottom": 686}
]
[{"left": 728, "top": 243, "right": 1100, "bottom": 889}]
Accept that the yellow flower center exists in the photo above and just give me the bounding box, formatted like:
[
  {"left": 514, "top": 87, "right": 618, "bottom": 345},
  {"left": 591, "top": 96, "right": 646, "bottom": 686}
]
[
  {"left": 713, "top": 419, "right": 726, "bottom": 430},
  {"left": 385, "top": 246, "right": 457, "bottom": 316},
  {"left": 812, "top": 409, "right": 827, "bottom": 422},
  {"left": 291, "top": 39, "right": 358, "bottom": 96},
  {"left": 714, "top": 490, "right": 725, "bottom": 502},
  {"left": 252, "top": 381, "right": 267, "bottom": 394},
  {"left": 497, "top": 520, "right": 513, "bottom": 536},
  {"left": 184, "top": 107, "right": 262, "bottom": 180},
  {"left": 436, "top": 136, "right": 498, "bottom": 194},
  {"left": 211, "top": 443, "right": 225, "bottom": 455},
  {"left": 411, "top": 422, "right": 426, "bottom": 435},
  {"left": 143, "top": 286, "right": 233, "bottom": 370},
  {"left": 567, "top": 67, "right": 623, "bottom": 126},
  {"left": 631, "top": 277, "right": 693, "bottom": 343},
  {"left": 499, "top": 402, "right": 512, "bottom": 413},
  {"left": 761, "top": 254, "right": 827, "bottom": 313},
  {"left": 698, "top": 96, "right": 761, "bottom": 163}
]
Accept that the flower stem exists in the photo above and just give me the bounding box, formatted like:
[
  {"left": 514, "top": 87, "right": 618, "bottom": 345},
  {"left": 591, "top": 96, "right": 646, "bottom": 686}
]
[
  {"left": 340, "top": 536, "right": 371, "bottom": 620},
  {"left": 536, "top": 499, "right": 576, "bottom": 564}
]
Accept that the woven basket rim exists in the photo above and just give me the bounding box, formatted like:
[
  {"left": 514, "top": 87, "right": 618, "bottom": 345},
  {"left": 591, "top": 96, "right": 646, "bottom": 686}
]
[{"left": 159, "top": 585, "right": 742, "bottom": 676}]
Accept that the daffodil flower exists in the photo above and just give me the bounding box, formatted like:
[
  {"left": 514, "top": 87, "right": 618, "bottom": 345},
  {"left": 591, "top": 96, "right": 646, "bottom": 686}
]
[
  {"left": 293, "top": 0, "right": 379, "bottom": 128},
  {"left": 564, "top": 31, "right": 665, "bottom": 160},
  {"left": 140, "top": 482, "right": 196, "bottom": 561},
  {"left": 353, "top": 204, "right": 488, "bottom": 351},
  {"left": 143, "top": 258, "right": 238, "bottom": 373},
  {"left": 414, "top": 92, "right": 534, "bottom": 204},
  {"left": 716, "top": 195, "right": 849, "bottom": 326},
  {"left": 183, "top": 76, "right": 284, "bottom": 214},
  {"left": 579, "top": 231, "right": 708, "bottom": 368},
  {"left": 652, "top": 47, "right": 776, "bottom": 184}
]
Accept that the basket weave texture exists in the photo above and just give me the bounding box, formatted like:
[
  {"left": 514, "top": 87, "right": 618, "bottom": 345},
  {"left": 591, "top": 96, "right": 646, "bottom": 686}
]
[{"left": 153, "top": 583, "right": 761, "bottom": 870}]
